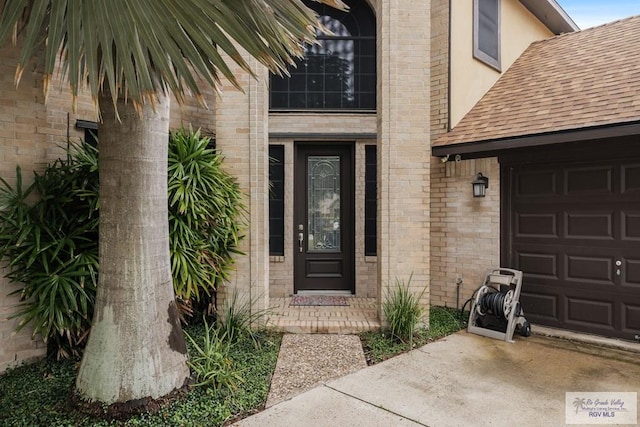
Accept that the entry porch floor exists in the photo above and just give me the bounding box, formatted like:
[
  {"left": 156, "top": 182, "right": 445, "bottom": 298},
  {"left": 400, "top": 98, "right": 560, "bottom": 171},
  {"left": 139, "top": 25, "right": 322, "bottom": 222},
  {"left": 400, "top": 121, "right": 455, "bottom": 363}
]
[{"left": 265, "top": 297, "right": 381, "bottom": 334}]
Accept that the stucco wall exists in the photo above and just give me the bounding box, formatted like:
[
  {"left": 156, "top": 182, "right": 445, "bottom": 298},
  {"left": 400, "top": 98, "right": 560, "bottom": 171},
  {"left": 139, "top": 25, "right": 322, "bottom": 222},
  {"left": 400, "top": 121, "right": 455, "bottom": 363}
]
[{"left": 449, "top": 0, "right": 553, "bottom": 127}]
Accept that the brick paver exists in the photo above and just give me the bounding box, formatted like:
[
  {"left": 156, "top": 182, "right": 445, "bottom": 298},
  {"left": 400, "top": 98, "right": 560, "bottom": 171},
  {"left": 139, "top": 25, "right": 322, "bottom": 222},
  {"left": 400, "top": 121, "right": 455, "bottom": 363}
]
[{"left": 266, "top": 297, "right": 380, "bottom": 334}]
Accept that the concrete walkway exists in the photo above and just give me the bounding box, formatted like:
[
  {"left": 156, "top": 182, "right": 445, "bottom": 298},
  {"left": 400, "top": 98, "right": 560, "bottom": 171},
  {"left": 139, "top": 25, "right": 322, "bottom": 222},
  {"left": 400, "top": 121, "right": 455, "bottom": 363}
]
[{"left": 233, "top": 332, "right": 640, "bottom": 426}]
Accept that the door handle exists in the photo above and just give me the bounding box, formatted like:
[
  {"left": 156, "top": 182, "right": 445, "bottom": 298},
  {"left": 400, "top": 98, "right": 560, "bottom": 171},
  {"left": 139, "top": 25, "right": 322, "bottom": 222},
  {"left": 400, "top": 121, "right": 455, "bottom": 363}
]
[
  {"left": 297, "top": 224, "right": 305, "bottom": 253},
  {"left": 615, "top": 259, "right": 622, "bottom": 277}
]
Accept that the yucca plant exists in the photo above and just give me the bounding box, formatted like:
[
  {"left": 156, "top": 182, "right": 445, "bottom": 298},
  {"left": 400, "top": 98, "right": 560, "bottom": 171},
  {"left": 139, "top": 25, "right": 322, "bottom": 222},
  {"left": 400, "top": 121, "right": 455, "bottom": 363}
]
[
  {"left": 218, "top": 289, "right": 272, "bottom": 348},
  {"left": 0, "top": 143, "right": 99, "bottom": 358},
  {"left": 168, "top": 127, "right": 245, "bottom": 309},
  {"left": 184, "top": 318, "right": 244, "bottom": 390},
  {"left": 383, "top": 275, "right": 427, "bottom": 347}
]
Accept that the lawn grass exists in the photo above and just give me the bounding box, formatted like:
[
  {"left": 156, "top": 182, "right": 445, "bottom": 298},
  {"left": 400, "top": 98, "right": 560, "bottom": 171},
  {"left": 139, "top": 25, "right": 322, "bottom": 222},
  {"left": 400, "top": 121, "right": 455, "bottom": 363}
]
[
  {"left": 360, "top": 306, "right": 466, "bottom": 365},
  {"left": 0, "top": 326, "right": 281, "bottom": 427}
]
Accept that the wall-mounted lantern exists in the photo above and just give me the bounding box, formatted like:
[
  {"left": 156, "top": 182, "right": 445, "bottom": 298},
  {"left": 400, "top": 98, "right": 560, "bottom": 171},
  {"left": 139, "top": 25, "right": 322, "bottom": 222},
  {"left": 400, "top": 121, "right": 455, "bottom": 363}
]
[{"left": 472, "top": 173, "right": 489, "bottom": 198}]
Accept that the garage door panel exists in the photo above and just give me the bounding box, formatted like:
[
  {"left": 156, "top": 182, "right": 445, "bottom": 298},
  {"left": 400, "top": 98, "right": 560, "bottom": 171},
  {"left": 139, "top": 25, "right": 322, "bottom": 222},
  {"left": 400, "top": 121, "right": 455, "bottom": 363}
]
[
  {"left": 621, "top": 164, "right": 640, "bottom": 193},
  {"left": 566, "top": 297, "right": 614, "bottom": 328},
  {"left": 520, "top": 291, "right": 558, "bottom": 322},
  {"left": 624, "top": 259, "right": 640, "bottom": 287},
  {"left": 622, "top": 303, "right": 640, "bottom": 332},
  {"left": 565, "top": 212, "right": 613, "bottom": 239},
  {"left": 622, "top": 212, "right": 640, "bottom": 240},
  {"left": 516, "top": 213, "right": 558, "bottom": 237},
  {"left": 517, "top": 252, "right": 558, "bottom": 278},
  {"left": 507, "top": 157, "right": 640, "bottom": 341},
  {"left": 517, "top": 170, "right": 557, "bottom": 196},
  {"left": 565, "top": 166, "right": 613, "bottom": 195},
  {"left": 565, "top": 255, "right": 614, "bottom": 285}
]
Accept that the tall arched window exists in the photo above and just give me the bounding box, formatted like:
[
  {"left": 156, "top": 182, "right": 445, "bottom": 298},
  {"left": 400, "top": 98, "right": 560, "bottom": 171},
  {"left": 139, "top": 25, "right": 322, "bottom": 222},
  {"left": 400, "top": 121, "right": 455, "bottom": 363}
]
[{"left": 270, "top": 0, "right": 376, "bottom": 111}]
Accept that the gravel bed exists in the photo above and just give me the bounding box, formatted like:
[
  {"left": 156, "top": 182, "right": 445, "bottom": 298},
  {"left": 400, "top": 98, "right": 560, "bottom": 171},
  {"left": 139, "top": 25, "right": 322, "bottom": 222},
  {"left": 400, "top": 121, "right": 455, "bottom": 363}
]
[{"left": 265, "top": 334, "right": 367, "bottom": 407}]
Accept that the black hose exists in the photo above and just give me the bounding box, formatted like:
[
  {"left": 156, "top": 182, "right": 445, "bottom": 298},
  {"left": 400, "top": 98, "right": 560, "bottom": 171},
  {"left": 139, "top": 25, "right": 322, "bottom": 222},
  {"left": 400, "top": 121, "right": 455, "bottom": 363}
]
[
  {"left": 479, "top": 290, "right": 507, "bottom": 320},
  {"left": 460, "top": 284, "right": 491, "bottom": 319},
  {"left": 461, "top": 298, "right": 473, "bottom": 317}
]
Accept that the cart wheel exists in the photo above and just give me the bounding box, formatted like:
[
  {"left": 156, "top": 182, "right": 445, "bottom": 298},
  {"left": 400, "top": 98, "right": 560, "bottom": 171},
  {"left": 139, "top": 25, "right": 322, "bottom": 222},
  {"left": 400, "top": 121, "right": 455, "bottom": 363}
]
[{"left": 520, "top": 321, "right": 531, "bottom": 337}]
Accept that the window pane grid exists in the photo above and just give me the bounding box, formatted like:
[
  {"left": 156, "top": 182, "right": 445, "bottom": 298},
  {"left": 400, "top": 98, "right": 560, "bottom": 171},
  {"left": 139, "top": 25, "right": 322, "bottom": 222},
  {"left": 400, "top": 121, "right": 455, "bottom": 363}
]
[{"left": 270, "top": 0, "right": 376, "bottom": 111}]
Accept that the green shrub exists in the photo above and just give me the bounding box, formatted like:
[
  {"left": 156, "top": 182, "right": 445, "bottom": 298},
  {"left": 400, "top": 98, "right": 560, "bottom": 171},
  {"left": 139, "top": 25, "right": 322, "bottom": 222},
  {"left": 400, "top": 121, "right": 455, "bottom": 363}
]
[
  {"left": 0, "top": 143, "right": 99, "bottom": 358},
  {"left": 382, "top": 275, "right": 426, "bottom": 346},
  {"left": 168, "top": 128, "right": 245, "bottom": 307},
  {"left": 0, "top": 128, "right": 245, "bottom": 357},
  {"left": 184, "top": 318, "right": 243, "bottom": 390},
  {"left": 218, "top": 289, "right": 271, "bottom": 347}
]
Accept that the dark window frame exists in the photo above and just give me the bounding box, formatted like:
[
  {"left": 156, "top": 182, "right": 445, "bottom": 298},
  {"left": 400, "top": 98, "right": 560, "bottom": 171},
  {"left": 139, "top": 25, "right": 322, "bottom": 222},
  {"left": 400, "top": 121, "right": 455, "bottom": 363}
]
[
  {"left": 76, "top": 120, "right": 98, "bottom": 147},
  {"left": 269, "top": 0, "right": 376, "bottom": 112},
  {"left": 473, "top": 0, "right": 501, "bottom": 71},
  {"left": 269, "top": 145, "right": 286, "bottom": 256},
  {"left": 364, "top": 145, "right": 377, "bottom": 256}
]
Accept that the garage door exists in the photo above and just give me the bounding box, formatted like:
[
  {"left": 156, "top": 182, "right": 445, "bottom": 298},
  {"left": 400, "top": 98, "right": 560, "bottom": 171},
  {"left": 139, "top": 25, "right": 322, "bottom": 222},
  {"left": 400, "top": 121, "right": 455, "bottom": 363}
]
[{"left": 505, "top": 158, "right": 640, "bottom": 341}]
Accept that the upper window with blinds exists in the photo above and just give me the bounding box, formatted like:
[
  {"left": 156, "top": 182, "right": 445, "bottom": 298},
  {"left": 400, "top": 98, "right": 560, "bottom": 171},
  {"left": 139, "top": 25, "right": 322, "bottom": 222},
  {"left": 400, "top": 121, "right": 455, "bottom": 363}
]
[
  {"left": 269, "top": 0, "right": 376, "bottom": 112},
  {"left": 474, "top": 0, "right": 501, "bottom": 71}
]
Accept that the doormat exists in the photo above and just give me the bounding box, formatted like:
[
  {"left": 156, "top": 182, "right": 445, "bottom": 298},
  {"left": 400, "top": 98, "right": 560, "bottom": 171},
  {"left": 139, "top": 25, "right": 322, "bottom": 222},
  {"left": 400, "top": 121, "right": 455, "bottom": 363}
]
[{"left": 290, "top": 295, "right": 349, "bottom": 307}]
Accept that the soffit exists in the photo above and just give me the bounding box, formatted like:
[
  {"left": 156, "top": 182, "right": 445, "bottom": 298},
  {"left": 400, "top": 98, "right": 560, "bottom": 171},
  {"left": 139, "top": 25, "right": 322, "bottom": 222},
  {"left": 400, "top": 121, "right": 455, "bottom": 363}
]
[{"left": 519, "top": 0, "right": 579, "bottom": 34}]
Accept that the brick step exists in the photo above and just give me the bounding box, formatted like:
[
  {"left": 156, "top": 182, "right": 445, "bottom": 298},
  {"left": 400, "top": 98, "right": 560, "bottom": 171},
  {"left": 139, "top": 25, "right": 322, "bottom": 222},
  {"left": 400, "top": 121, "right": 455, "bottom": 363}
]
[{"left": 266, "top": 319, "right": 381, "bottom": 334}]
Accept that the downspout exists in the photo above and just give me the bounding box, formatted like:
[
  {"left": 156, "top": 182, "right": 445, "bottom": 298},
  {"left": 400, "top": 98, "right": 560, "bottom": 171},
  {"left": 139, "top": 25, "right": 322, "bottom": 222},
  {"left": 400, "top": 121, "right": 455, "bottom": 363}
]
[
  {"left": 447, "top": 0, "right": 452, "bottom": 132},
  {"left": 67, "top": 112, "right": 71, "bottom": 164},
  {"left": 249, "top": 62, "right": 254, "bottom": 322}
]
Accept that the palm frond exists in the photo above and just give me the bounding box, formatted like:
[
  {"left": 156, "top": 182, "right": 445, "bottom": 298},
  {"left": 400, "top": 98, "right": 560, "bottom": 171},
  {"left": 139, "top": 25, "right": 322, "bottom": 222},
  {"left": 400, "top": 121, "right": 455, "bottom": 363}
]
[{"left": 0, "top": 0, "right": 346, "bottom": 114}]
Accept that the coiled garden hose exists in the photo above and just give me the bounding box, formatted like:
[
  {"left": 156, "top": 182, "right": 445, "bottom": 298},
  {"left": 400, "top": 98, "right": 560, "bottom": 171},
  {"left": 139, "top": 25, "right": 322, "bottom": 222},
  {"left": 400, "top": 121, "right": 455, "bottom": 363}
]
[{"left": 479, "top": 290, "right": 508, "bottom": 320}]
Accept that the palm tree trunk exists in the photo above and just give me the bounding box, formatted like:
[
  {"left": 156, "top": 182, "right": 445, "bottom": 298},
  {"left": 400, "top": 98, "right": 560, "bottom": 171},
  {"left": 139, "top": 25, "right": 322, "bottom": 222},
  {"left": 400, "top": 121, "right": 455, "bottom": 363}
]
[{"left": 75, "top": 93, "right": 189, "bottom": 404}]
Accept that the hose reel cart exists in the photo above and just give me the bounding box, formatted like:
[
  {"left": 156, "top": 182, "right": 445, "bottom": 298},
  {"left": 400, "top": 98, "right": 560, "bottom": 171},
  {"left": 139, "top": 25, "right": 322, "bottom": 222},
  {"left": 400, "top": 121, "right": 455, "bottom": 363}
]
[{"left": 467, "top": 267, "right": 531, "bottom": 342}]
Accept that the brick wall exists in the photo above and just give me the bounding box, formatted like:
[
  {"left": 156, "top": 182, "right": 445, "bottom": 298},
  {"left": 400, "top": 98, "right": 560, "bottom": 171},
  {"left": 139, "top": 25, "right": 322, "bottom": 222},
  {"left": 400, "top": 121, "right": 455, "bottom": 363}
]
[
  {"left": 377, "top": 0, "right": 431, "bottom": 320},
  {"left": 0, "top": 45, "right": 96, "bottom": 373},
  {"left": 354, "top": 142, "right": 378, "bottom": 298},
  {"left": 429, "top": 0, "right": 501, "bottom": 309},
  {"left": 214, "top": 52, "right": 270, "bottom": 315},
  {"left": 168, "top": 75, "right": 217, "bottom": 135},
  {"left": 0, "top": 45, "right": 217, "bottom": 372},
  {"left": 428, "top": 0, "right": 511, "bottom": 310},
  {"left": 269, "top": 113, "right": 376, "bottom": 135},
  {"left": 430, "top": 0, "right": 449, "bottom": 142},
  {"left": 430, "top": 158, "right": 500, "bottom": 309}
]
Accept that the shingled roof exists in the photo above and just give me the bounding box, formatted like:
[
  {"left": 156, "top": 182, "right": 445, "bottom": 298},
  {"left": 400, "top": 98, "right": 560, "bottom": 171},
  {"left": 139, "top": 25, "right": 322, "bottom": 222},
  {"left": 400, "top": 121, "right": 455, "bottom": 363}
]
[{"left": 433, "top": 15, "right": 640, "bottom": 157}]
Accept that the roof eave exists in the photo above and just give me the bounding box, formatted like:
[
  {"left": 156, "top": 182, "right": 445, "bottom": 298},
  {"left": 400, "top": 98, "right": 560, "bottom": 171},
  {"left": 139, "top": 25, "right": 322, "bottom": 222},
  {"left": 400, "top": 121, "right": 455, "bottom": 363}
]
[
  {"left": 519, "top": 0, "right": 580, "bottom": 34},
  {"left": 432, "top": 121, "right": 640, "bottom": 159}
]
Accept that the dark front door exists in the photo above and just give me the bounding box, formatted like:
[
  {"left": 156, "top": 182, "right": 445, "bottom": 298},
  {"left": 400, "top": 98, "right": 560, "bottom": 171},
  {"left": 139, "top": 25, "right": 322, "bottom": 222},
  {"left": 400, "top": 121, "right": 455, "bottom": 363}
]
[
  {"left": 504, "top": 156, "right": 640, "bottom": 340},
  {"left": 294, "top": 144, "right": 354, "bottom": 293}
]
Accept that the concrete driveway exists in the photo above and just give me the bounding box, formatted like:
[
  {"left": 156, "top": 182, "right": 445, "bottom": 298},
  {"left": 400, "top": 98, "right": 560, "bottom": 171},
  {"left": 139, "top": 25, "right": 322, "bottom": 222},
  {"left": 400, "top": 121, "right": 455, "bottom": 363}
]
[{"left": 234, "top": 332, "right": 640, "bottom": 426}]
